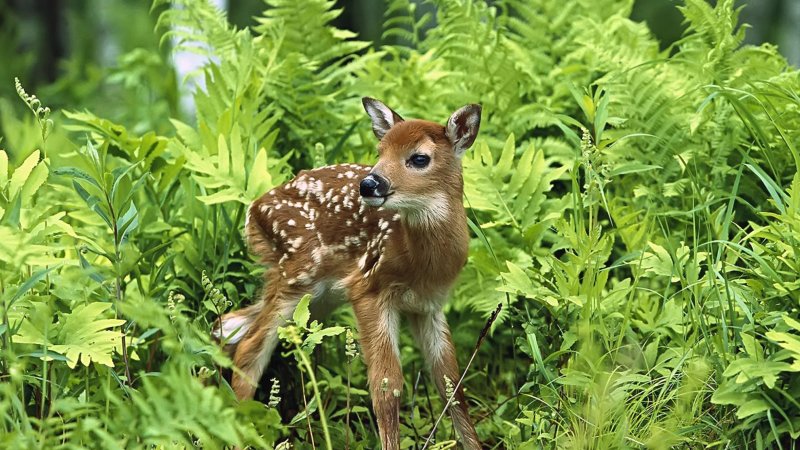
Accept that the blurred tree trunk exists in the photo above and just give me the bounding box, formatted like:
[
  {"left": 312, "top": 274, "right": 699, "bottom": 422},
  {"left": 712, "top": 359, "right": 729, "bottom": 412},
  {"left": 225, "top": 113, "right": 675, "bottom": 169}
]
[
  {"left": 780, "top": 0, "right": 800, "bottom": 65},
  {"left": 10, "top": 0, "right": 65, "bottom": 85},
  {"left": 740, "top": 0, "right": 799, "bottom": 66}
]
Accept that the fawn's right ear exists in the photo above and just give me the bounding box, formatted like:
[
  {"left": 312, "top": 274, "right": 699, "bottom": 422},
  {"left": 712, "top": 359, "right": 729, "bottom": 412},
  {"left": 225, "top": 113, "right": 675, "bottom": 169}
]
[
  {"left": 362, "top": 97, "right": 404, "bottom": 140},
  {"left": 446, "top": 104, "right": 482, "bottom": 158}
]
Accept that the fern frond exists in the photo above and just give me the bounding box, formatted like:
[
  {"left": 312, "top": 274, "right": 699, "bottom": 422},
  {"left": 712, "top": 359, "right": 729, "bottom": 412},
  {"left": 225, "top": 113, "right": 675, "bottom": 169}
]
[
  {"left": 155, "top": 0, "right": 244, "bottom": 60},
  {"left": 464, "top": 135, "right": 567, "bottom": 243}
]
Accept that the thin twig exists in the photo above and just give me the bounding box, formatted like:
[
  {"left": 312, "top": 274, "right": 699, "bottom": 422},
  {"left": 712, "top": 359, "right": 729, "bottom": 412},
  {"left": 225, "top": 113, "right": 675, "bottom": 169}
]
[
  {"left": 410, "top": 370, "right": 423, "bottom": 449},
  {"left": 421, "top": 303, "right": 502, "bottom": 449}
]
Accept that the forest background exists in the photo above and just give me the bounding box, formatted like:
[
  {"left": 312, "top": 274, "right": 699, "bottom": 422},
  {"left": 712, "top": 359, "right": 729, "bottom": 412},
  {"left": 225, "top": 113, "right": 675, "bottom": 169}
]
[{"left": 1, "top": 0, "right": 800, "bottom": 448}]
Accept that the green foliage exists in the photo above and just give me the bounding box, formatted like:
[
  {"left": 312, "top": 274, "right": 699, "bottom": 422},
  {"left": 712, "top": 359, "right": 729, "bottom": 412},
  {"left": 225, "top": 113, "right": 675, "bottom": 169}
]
[
  {"left": 11, "top": 302, "right": 124, "bottom": 369},
  {"left": 2, "top": 0, "right": 800, "bottom": 448}
]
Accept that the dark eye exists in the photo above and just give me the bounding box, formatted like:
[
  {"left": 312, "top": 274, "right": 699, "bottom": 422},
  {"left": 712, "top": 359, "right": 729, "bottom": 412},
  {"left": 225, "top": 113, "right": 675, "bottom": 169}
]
[{"left": 408, "top": 154, "right": 431, "bottom": 169}]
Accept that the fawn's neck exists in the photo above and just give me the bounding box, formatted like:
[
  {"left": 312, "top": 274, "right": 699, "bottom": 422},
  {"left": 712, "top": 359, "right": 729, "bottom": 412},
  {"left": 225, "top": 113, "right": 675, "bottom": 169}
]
[{"left": 398, "top": 186, "right": 469, "bottom": 283}]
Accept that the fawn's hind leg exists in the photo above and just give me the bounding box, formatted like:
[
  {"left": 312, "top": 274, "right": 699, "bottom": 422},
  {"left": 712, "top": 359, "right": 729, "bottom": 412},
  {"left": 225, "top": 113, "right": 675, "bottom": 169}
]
[
  {"left": 230, "top": 274, "right": 306, "bottom": 400},
  {"left": 408, "top": 311, "right": 481, "bottom": 449}
]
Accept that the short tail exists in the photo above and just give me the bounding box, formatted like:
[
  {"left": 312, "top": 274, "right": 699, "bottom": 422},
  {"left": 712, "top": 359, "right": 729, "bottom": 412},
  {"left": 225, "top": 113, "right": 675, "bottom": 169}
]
[{"left": 212, "top": 302, "right": 264, "bottom": 345}]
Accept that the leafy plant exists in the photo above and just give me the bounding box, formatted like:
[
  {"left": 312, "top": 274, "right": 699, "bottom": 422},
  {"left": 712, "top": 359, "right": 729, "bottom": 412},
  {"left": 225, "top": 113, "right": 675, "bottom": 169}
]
[{"left": 2, "top": 0, "right": 800, "bottom": 448}]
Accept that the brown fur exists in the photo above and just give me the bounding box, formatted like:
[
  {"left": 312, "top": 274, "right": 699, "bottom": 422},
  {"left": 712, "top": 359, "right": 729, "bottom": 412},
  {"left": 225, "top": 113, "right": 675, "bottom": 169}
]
[{"left": 214, "top": 101, "right": 482, "bottom": 449}]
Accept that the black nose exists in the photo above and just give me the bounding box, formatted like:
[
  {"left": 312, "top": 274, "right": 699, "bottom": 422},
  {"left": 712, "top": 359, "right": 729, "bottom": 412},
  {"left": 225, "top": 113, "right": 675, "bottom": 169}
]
[{"left": 360, "top": 174, "right": 389, "bottom": 197}]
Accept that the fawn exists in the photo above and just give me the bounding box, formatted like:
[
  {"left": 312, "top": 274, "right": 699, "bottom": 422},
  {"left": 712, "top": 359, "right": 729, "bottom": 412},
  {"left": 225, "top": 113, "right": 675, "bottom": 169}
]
[{"left": 213, "top": 98, "right": 483, "bottom": 449}]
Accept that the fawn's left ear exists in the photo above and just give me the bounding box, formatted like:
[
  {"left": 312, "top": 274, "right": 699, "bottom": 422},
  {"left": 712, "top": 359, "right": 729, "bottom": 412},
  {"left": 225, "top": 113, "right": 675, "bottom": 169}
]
[{"left": 446, "top": 104, "right": 482, "bottom": 157}]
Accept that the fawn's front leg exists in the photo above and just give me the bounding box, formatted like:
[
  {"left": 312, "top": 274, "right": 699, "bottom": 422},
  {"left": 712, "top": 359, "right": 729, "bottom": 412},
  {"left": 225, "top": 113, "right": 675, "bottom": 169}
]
[
  {"left": 352, "top": 295, "right": 403, "bottom": 450},
  {"left": 409, "top": 311, "right": 481, "bottom": 450}
]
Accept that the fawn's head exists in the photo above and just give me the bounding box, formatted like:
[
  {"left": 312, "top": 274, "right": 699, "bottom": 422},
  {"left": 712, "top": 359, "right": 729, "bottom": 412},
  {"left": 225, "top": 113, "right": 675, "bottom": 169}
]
[{"left": 359, "top": 98, "right": 481, "bottom": 223}]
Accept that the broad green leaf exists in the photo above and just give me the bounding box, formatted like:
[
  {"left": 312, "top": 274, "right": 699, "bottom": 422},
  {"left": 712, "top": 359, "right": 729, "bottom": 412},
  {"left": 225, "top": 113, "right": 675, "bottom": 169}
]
[
  {"left": 170, "top": 118, "right": 202, "bottom": 150},
  {"left": 711, "top": 381, "right": 748, "bottom": 405},
  {"left": 736, "top": 399, "right": 771, "bottom": 419},
  {"left": 182, "top": 145, "right": 218, "bottom": 175},
  {"left": 640, "top": 242, "right": 678, "bottom": 281},
  {"left": 783, "top": 314, "right": 800, "bottom": 332},
  {"left": 8, "top": 150, "right": 40, "bottom": 200},
  {"left": 766, "top": 323, "right": 800, "bottom": 371},
  {"left": 13, "top": 302, "right": 124, "bottom": 368},
  {"left": 53, "top": 167, "right": 103, "bottom": 190},
  {"left": 11, "top": 301, "right": 55, "bottom": 346},
  {"left": 110, "top": 162, "right": 140, "bottom": 205},
  {"left": 498, "top": 261, "right": 557, "bottom": 307},
  {"left": 53, "top": 303, "right": 125, "bottom": 368},
  {"left": 117, "top": 202, "right": 138, "bottom": 233},
  {"left": 303, "top": 326, "right": 345, "bottom": 351},
  {"left": 20, "top": 158, "right": 48, "bottom": 202},
  {"left": 765, "top": 331, "right": 800, "bottom": 357},
  {"left": 197, "top": 188, "right": 244, "bottom": 205},
  {"left": 120, "top": 172, "right": 150, "bottom": 209},
  {"left": 246, "top": 147, "right": 273, "bottom": 198},
  {"left": 723, "top": 358, "right": 794, "bottom": 389},
  {"left": 119, "top": 203, "right": 139, "bottom": 244},
  {"left": 0, "top": 149, "right": 8, "bottom": 188},
  {"left": 496, "top": 134, "right": 515, "bottom": 175},
  {"left": 72, "top": 179, "right": 102, "bottom": 209},
  {"left": 218, "top": 134, "right": 230, "bottom": 175},
  {"left": 293, "top": 294, "right": 312, "bottom": 328}
]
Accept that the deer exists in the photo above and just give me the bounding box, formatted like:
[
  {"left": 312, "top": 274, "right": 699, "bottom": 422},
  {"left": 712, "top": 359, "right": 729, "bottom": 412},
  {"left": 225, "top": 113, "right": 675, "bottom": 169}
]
[{"left": 213, "top": 97, "right": 483, "bottom": 449}]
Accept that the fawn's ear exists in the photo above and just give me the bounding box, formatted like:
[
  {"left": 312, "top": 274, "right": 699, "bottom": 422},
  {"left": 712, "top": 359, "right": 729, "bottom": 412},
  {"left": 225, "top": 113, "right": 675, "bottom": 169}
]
[
  {"left": 446, "top": 104, "right": 482, "bottom": 158},
  {"left": 362, "top": 97, "right": 404, "bottom": 140}
]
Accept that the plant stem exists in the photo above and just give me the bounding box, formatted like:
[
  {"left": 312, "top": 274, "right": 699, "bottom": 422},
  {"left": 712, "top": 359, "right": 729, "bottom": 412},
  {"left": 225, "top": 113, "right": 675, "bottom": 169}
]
[
  {"left": 106, "top": 190, "right": 132, "bottom": 388},
  {"left": 115, "top": 278, "right": 132, "bottom": 387},
  {"left": 345, "top": 359, "right": 351, "bottom": 450},
  {"left": 1, "top": 278, "right": 9, "bottom": 374},
  {"left": 296, "top": 344, "right": 332, "bottom": 450}
]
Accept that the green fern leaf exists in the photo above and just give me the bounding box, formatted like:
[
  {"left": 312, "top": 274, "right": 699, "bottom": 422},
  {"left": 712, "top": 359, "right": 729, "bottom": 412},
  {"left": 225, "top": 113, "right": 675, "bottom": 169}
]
[{"left": 13, "top": 302, "right": 124, "bottom": 369}]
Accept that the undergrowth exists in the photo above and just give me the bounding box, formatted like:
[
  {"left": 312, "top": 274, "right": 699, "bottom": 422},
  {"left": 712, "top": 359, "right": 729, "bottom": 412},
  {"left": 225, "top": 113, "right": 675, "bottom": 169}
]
[{"left": 1, "top": 0, "right": 799, "bottom": 448}]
